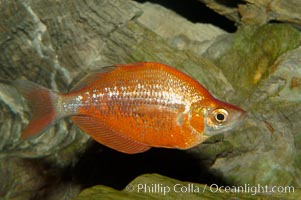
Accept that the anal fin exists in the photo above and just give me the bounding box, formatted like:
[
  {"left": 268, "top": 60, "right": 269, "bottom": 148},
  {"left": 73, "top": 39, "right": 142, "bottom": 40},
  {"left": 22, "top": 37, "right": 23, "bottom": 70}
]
[{"left": 71, "top": 116, "right": 151, "bottom": 154}]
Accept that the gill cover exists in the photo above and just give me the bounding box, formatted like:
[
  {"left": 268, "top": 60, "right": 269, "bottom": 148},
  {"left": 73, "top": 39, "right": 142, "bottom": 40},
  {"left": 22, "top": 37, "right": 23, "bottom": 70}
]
[{"left": 189, "top": 106, "right": 205, "bottom": 134}]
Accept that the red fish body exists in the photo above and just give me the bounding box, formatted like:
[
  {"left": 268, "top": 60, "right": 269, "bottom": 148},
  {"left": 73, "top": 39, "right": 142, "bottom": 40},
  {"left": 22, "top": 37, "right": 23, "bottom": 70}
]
[{"left": 13, "top": 62, "right": 245, "bottom": 154}]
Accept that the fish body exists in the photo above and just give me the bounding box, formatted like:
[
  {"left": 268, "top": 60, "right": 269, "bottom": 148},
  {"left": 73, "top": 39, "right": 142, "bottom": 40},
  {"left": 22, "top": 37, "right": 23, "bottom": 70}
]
[{"left": 13, "top": 62, "right": 245, "bottom": 154}]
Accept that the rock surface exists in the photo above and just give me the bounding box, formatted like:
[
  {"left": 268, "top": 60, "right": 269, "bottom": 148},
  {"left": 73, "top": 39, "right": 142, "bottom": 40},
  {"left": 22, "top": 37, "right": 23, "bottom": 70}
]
[
  {"left": 198, "top": 0, "right": 301, "bottom": 26},
  {"left": 199, "top": 24, "right": 301, "bottom": 187},
  {"left": 0, "top": 0, "right": 300, "bottom": 199}
]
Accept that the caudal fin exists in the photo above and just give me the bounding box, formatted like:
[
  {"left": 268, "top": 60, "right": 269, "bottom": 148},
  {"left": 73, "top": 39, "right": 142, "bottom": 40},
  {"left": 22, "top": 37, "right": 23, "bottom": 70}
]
[{"left": 12, "top": 80, "right": 57, "bottom": 139}]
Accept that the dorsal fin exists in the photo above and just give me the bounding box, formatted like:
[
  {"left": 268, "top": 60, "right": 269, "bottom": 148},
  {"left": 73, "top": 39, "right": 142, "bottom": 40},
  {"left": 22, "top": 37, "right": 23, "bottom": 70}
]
[
  {"left": 71, "top": 115, "right": 151, "bottom": 154},
  {"left": 71, "top": 66, "right": 116, "bottom": 91}
]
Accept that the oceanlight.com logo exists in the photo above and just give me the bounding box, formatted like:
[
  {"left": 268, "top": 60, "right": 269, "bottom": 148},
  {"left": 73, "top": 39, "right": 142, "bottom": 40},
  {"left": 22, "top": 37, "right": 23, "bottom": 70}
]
[
  {"left": 125, "top": 183, "right": 295, "bottom": 196},
  {"left": 209, "top": 184, "right": 294, "bottom": 195}
]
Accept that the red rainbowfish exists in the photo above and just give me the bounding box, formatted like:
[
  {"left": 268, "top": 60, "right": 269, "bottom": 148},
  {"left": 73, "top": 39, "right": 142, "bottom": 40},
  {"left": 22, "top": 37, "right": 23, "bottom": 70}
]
[{"left": 13, "top": 62, "right": 245, "bottom": 154}]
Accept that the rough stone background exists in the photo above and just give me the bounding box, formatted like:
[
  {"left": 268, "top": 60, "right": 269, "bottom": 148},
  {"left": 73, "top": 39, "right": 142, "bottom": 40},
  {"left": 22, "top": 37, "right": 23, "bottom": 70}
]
[
  {"left": 0, "top": 0, "right": 300, "bottom": 199},
  {"left": 198, "top": 0, "right": 301, "bottom": 26}
]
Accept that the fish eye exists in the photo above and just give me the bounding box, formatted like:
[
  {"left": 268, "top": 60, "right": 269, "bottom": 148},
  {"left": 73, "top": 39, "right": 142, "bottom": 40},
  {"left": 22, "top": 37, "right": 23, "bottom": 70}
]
[
  {"left": 212, "top": 108, "right": 228, "bottom": 123},
  {"left": 216, "top": 113, "right": 225, "bottom": 121}
]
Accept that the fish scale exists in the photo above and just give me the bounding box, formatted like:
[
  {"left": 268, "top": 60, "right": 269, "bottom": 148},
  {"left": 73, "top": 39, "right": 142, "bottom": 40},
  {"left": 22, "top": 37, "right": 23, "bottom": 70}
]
[
  {"left": 13, "top": 62, "right": 245, "bottom": 154},
  {"left": 68, "top": 65, "right": 201, "bottom": 148}
]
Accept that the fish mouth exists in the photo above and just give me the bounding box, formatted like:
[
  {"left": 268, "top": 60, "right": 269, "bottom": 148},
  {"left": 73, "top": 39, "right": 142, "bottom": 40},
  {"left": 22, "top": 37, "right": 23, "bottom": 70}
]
[
  {"left": 239, "top": 109, "right": 247, "bottom": 119},
  {"left": 230, "top": 108, "right": 247, "bottom": 127}
]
